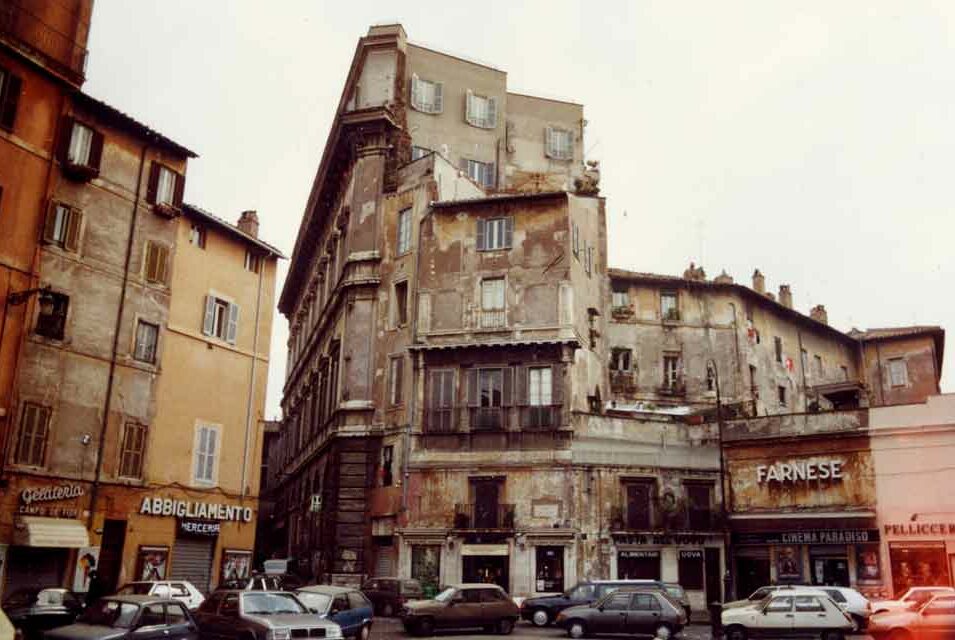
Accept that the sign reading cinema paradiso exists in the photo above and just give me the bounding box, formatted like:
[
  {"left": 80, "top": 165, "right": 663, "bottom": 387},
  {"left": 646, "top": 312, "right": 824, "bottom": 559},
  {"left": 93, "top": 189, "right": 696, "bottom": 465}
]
[{"left": 139, "top": 497, "right": 253, "bottom": 523}]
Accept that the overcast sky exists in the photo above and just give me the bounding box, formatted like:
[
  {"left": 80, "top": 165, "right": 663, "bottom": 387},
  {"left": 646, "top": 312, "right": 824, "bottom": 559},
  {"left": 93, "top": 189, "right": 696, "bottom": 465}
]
[{"left": 85, "top": 1, "right": 954, "bottom": 417}]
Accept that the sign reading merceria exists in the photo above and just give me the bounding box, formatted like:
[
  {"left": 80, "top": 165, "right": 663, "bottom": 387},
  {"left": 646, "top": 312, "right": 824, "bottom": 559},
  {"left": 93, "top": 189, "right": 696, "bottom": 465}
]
[
  {"left": 140, "top": 497, "right": 253, "bottom": 523},
  {"left": 756, "top": 459, "right": 843, "bottom": 484}
]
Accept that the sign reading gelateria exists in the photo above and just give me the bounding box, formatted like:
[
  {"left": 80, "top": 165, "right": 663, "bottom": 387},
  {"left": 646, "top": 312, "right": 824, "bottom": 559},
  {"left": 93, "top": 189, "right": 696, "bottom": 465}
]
[
  {"left": 756, "top": 459, "right": 843, "bottom": 484},
  {"left": 139, "top": 497, "right": 253, "bottom": 523},
  {"left": 20, "top": 483, "right": 86, "bottom": 504}
]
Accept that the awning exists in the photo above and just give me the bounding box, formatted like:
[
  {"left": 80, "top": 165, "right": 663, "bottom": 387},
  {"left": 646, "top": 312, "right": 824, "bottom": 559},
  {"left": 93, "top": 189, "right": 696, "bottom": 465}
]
[{"left": 13, "top": 517, "right": 90, "bottom": 548}]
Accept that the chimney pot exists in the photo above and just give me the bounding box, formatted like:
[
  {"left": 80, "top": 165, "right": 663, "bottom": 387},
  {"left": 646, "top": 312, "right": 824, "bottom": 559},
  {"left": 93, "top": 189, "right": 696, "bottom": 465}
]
[
  {"left": 752, "top": 269, "right": 765, "bottom": 294},
  {"left": 779, "top": 284, "right": 793, "bottom": 309},
  {"left": 237, "top": 210, "right": 259, "bottom": 238},
  {"left": 714, "top": 270, "right": 734, "bottom": 285},
  {"left": 810, "top": 304, "right": 828, "bottom": 325}
]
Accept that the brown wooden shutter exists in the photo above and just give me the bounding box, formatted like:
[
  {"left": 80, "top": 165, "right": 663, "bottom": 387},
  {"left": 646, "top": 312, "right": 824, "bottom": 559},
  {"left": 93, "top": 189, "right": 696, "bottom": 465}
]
[
  {"left": 89, "top": 129, "right": 104, "bottom": 171},
  {"left": 515, "top": 366, "right": 527, "bottom": 406},
  {"left": 64, "top": 209, "right": 82, "bottom": 251},
  {"left": 42, "top": 201, "right": 59, "bottom": 243},
  {"left": 173, "top": 171, "right": 185, "bottom": 208},
  {"left": 503, "top": 216, "right": 513, "bottom": 248},
  {"left": 56, "top": 116, "right": 74, "bottom": 163},
  {"left": 502, "top": 366, "right": 514, "bottom": 406},
  {"left": 144, "top": 242, "right": 157, "bottom": 281},
  {"left": 552, "top": 364, "right": 564, "bottom": 405},
  {"left": 476, "top": 218, "right": 486, "bottom": 251},
  {"left": 146, "top": 162, "right": 160, "bottom": 204},
  {"left": 0, "top": 73, "right": 22, "bottom": 130},
  {"left": 156, "top": 246, "right": 169, "bottom": 283},
  {"left": 466, "top": 368, "right": 479, "bottom": 406}
]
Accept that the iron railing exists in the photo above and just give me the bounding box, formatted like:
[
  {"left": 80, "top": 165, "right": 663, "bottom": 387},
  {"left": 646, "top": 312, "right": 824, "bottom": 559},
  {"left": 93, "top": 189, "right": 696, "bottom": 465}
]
[{"left": 453, "top": 503, "right": 516, "bottom": 529}]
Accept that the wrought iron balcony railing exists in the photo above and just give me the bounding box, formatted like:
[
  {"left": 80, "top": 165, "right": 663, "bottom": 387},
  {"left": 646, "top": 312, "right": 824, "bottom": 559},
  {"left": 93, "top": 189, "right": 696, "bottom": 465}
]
[{"left": 453, "top": 503, "right": 516, "bottom": 530}]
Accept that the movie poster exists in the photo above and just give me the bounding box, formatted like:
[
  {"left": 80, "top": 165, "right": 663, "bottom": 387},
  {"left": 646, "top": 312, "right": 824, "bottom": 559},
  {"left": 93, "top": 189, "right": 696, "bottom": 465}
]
[
  {"left": 73, "top": 547, "right": 100, "bottom": 592},
  {"left": 221, "top": 550, "right": 252, "bottom": 582},
  {"left": 855, "top": 544, "right": 882, "bottom": 582},
  {"left": 136, "top": 546, "right": 168, "bottom": 581},
  {"left": 776, "top": 545, "right": 803, "bottom": 581}
]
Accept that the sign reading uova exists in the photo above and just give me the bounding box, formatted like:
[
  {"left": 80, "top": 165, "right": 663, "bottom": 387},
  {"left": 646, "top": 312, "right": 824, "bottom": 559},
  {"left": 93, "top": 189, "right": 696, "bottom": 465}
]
[
  {"left": 139, "top": 497, "right": 253, "bottom": 523},
  {"left": 756, "top": 459, "right": 844, "bottom": 484}
]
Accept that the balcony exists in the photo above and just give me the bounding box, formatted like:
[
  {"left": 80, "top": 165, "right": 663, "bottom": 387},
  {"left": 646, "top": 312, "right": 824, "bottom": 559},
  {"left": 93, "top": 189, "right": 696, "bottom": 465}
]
[
  {"left": 610, "top": 371, "right": 636, "bottom": 394},
  {"left": 424, "top": 407, "right": 459, "bottom": 433},
  {"left": 657, "top": 380, "right": 686, "bottom": 397},
  {"left": 0, "top": 2, "right": 88, "bottom": 85},
  {"left": 453, "top": 503, "right": 516, "bottom": 530},
  {"left": 469, "top": 407, "right": 508, "bottom": 431},
  {"left": 479, "top": 309, "right": 506, "bottom": 329},
  {"left": 520, "top": 405, "right": 560, "bottom": 430},
  {"left": 608, "top": 506, "right": 724, "bottom": 533}
]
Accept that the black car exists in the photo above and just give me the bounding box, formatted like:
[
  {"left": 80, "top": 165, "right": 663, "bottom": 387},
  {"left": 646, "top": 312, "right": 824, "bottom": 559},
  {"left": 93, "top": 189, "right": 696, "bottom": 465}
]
[
  {"left": 555, "top": 589, "right": 687, "bottom": 639},
  {"left": 521, "top": 580, "right": 666, "bottom": 627},
  {"left": 360, "top": 578, "right": 423, "bottom": 617},
  {"left": 43, "top": 595, "right": 198, "bottom": 640},
  {"left": 3, "top": 588, "right": 85, "bottom": 640}
]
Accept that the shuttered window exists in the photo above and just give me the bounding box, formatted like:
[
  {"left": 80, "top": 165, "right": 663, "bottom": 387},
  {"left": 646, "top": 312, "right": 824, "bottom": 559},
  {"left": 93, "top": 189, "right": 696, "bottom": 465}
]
[
  {"left": 410, "top": 75, "right": 443, "bottom": 114},
  {"left": 35, "top": 292, "right": 69, "bottom": 340},
  {"left": 464, "top": 159, "right": 495, "bottom": 189},
  {"left": 133, "top": 320, "right": 159, "bottom": 363},
  {"left": 528, "top": 367, "right": 552, "bottom": 406},
  {"left": 193, "top": 424, "right": 219, "bottom": 485},
  {"left": 465, "top": 91, "right": 497, "bottom": 128},
  {"left": 15, "top": 403, "right": 51, "bottom": 467},
  {"left": 202, "top": 295, "right": 239, "bottom": 344},
  {"left": 545, "top": 127, "right": 573, "bottom": 160},
  {"left": 43, "top": 202, "right": 83, "bottom": 251},
  {"left": 397, "top": 207, "right": 412, "bottom": 254},
  {"left": 143, "top": 241, "right": 169, "bottom": 284},
  {"left": 0, "top": 66, "right": 22, "bottom": 131},
  {"left": 244, "top": 250, "right": 261, "bottom": 273},
  {"left": 119, "top": 422, "right": 148, "bottom": 479},
  {"left": 67, "top": 122, "right": 94, "bottom": 166},
  {"left": 889, "top": 358, "right": 908, "bottom": 387},
  {"left": 146, "top": 162, "right": 184, "bottom": 209},
  {"left": 476, "top": 217, "right": 512, "bottom": 251},
  {"left": 389, "top": 356, "right": 404, "bottom": 406},
  {"left": 411, "top": 146, "right": 431, "bottom": 161}
]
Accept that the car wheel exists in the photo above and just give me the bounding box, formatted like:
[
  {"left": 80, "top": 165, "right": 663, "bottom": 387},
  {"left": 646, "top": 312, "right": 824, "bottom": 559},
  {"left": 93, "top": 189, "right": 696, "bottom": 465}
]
[
  {"left": 382, "top": 603, "right": 394, "bottom": 617},
  {"left": 416, "top": 618, "right": 434, "bottom": 637},
  {"left": 358, "top": 625, "right": 371, "bottom": 640},
  {"left": 567, "top": 620, "right": 587, "bottom": 639},
  {"left": 497, "top": 618, "right": 515, "bottom": 635},
  {"left": 654, "top": 624, "right": 672, "bottom": 640},
  {"left": 725, "top": 625, "right": 747, "bottom": 640},
  {"left": 850, "top": 615, "right": 866, "bottom": 632},
  {"left": 531, "top": 609, "right": 551, "bottom": 627},
  {"left": 820, "top": 630, "right": 844, "bottom": 640}
]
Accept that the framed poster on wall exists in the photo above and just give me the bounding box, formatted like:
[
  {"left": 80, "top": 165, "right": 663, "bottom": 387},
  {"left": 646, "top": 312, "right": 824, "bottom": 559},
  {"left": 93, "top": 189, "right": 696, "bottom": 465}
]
[
  {"left": 856, "top": 544, "right": 882, "bottom": 582},
  {"left": 221, "top": 550, "right": 252, "bottom": 582},
  {"left": 775, "top": 545, "right": 802, "bottom": 582},
  {"left": 73, "top": 547, "right": 100, "bottom": 593},
  {"left": 136, "top": 546, "right": 169, "bottom": 581}
]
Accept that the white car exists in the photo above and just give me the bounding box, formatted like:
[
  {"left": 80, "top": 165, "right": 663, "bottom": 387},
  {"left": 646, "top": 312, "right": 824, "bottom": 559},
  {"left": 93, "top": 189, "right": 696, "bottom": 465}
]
[
  {"left": 871, "top": 586, "right": 955, "bottom": 614},
  {"left": 721, "top": 590, "right": 854, "bottom": 640},
  {"left": 116, "top": 580, "right": 205, "bottom": 609},
  {"left": 724, "top": 584, "right": 871, "bottom": 629}
]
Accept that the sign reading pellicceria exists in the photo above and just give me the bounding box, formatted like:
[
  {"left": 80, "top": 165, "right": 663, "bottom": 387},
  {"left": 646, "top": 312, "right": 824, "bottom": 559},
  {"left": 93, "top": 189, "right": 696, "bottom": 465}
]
[{"left": 139, "top": 497, "right": 253, "bottom": 523}]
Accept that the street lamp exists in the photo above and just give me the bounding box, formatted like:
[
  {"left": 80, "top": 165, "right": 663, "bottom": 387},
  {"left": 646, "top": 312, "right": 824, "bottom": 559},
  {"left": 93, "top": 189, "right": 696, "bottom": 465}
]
[{"left": 705, "top": 358, "right": 734, "bottom": 602}]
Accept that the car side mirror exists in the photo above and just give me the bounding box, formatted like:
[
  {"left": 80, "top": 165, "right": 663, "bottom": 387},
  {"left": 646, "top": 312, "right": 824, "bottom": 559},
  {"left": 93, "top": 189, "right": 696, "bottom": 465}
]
[{"left": 597, "top": 606, "right": 604, "bottom": 612}]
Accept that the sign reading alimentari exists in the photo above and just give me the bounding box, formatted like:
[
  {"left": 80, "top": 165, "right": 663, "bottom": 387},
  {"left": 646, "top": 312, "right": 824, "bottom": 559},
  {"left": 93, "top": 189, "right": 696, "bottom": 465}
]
[{"left": 140, "top": 497, "right": 253, "bottom": 522}]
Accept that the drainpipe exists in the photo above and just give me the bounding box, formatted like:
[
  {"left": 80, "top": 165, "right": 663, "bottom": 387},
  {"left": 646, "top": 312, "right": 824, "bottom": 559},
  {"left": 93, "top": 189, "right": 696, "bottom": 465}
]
[
  {"left": 797, "top": 331, "right": 809, "bottom": 412},
  {"left": 87, "top": 142, "right": 149, "bottom": 528},
  {"left": 728, "top": 302, "right": 742, "bottom": 399},
  {"left": 240, "top": 258, "right": 266, "bottom": 499}
]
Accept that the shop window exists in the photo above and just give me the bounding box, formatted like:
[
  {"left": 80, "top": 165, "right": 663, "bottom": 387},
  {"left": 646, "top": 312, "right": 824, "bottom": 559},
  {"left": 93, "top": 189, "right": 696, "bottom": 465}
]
[
  {"left": 617, "top": 550, "right": 661, "bottom": 580},
  {"left": 411, "top": 546, "right": 441, "bottom": 598},
  {"left": 35, "top": 292, "right": 69, "bottom": 340},
  {"left": 678, "top": 550, "right": 704, "bottom": 590},
  {"left": 889, "top": 543, "right": 950, "bottom": 596},
  {"left": 535, "top": 546, "right": 564, "bottom": 592},
  {"left": 15, "top": 403, "right": 51, "bottom": 467}
]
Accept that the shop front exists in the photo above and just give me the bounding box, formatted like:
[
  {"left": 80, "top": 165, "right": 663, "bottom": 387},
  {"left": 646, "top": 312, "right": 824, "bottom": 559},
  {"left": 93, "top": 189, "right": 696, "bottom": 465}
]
[{"left": 879, "top": 521, "right": 955, "bottom": 596}]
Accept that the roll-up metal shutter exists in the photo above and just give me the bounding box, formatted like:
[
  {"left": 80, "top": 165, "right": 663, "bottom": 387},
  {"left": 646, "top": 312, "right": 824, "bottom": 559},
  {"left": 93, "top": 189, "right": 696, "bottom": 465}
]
[
  {"left": 374, "top": 548, "right": 395, "bottom": 577},
  {"left": 5, "top": 548, "right": 66, "bottom": 594},
  {"left": 169, "top": 538, "right": 214, "bottom": 593}
]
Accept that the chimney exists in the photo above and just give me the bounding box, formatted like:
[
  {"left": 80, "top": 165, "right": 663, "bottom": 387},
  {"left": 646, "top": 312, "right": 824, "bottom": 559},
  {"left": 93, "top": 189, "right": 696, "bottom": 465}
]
[
  {"left": 237, "top": 210, "right": 259, "bottom": 238},
  {"left": 714, "top": 270, "right": 734, "bottom": 285},
  {"left": 778, "top": 284, "right": 793, "bottom": 309},
  {"left": 810, "top": 304, "right": 828, "bottom": 325},
  {"left": 752, "top": 269, "right": 765, "bottom": 294}
]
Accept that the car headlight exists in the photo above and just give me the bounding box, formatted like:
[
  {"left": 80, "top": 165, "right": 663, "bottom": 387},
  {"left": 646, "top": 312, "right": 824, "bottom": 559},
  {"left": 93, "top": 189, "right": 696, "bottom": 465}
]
[{"left": 268, "top": 628, "right": 291, "bottom": 640}]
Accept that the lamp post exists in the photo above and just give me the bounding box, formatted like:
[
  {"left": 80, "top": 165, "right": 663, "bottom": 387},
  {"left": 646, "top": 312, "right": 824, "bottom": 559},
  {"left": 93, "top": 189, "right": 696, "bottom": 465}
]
[{"left": 706, "top": 358, "right": 734, "bottom": 603}]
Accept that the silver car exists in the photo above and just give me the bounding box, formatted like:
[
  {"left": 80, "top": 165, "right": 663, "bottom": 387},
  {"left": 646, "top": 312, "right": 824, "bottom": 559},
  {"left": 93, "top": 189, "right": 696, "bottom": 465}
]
[{"left": 194, "top": 591, "right": 342, "bottom": 640}]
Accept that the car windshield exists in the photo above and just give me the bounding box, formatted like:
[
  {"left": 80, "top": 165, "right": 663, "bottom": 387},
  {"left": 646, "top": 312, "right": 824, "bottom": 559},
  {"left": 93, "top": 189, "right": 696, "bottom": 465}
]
[
  {"left": 434, "top": 588, "right": 457, "bottom": 603},
  {"left": 664, "top": 586, "right": 684, "bottom": 599},
  {"left": 295, "top": 592, "right": 332, "bottom": 615},
  {"left": 117, "top": 584, "right": 154, "bottom": 595},
  {"left": 78, "top": 600, "right": 140, "bottom": 628},
  {"left": 242, "top": 593, "right": 307, "bottom": 615}
]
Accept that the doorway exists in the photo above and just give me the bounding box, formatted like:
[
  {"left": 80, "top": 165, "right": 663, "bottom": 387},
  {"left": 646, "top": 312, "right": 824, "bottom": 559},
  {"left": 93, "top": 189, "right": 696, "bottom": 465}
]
[
  {"left": 462, "top": 555, "right": 509, "bottom": 590},
  {"left": 705, "top": 548, "right": 723, "bottom": 604},
  {"left": 98, "top": 520, "right": 127, "bottom": 593},
  {"left": 810, "top": 547, "right": 849, "bottom": 586},
  {"left": 735, "top": 555, "right": 770, "bottom": 600}
]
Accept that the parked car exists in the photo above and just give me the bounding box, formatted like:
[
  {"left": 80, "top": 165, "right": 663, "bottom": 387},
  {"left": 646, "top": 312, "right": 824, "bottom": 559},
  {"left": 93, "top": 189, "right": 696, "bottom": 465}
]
[
  {"left": 43, "top": 595, "right": 198, "bottom": 640},
  {"left": 868, "top": 592, "right": 955, "bottom": 640},
  {"left": 399, "top": 583, "right": 519, "bottom": 636},
  {"left": 871, "top": 586, "right": 955, "bottom": 614},
  {"left": 294, "top": 585, "right": 374, "bottom": 640},
  {"left": 2, "top": 588, "right": 84, "bottom": 640},
  {"left": 663, "top": 584, "right": 691, "bottom": 621},
  {"left": 555, "top": 588, "right": 687, "bottom": 639},
  {"left": 361, "top": 578, "right": 423, "bottom": 617},
  {"left": 520, "top": 580, "right": 666, "bottom": 626},
  {"left": 721, "top": 590, "right": 854, "bottom": 640},
  {"left": 115, "top": 581, "right": 204, "bottom": 610},
  {"left": 723, "top": 584, "right": 871, "bottom": 630},
  {"left": 215, "top": 573, "right": 304, "bottom": 593},
  {"left": 193, "top": 591, "right": 342, "bottom": 640}
]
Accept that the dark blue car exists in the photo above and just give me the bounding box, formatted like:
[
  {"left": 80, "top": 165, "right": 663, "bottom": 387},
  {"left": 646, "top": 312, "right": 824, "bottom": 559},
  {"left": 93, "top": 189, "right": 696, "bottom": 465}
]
[
  {"left": 520, "top": 580, "right": 666, "bottom": 626},
  {"left": 294, "top": 586, "right": 374, "bottom": 640}
]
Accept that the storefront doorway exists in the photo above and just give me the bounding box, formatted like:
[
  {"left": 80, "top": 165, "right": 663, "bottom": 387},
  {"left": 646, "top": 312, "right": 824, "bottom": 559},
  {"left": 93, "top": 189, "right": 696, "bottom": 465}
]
[
  {"left": 462, "top": 555, "right": 509, "bottom": 590},
  {"left": 98, "top": 519, "right": 126, "bottom": 593},
  {"left": 889, "top": 543, "right": 951, "bottom": 594},
  {"left": 534, "top": 546, "right": 564, "bottom": 592},
  {"left": 735, "top": 551, "right": 770, "bottom": 599},
  {"left": 810, "top": 546, "right": 849, "bottom": 586},
  {"left": 617, "top": 550, "right": 660, "bottom": 579}
]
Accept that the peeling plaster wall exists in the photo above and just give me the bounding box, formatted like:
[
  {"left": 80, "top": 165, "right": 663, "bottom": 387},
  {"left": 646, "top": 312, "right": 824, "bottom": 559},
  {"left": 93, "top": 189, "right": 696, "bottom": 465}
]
[
  {"left": 862, "top": 336, "right": 940, "bottom": 407},
  {"left": 505, "top": 93, "right": 584, "bottom": 192}
]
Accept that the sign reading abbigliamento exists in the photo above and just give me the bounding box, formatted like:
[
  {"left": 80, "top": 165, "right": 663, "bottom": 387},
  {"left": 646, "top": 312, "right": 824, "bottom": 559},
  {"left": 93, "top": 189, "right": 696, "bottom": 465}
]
[{"left": 139, "top": 497, "right": 253, "bottom": 523}]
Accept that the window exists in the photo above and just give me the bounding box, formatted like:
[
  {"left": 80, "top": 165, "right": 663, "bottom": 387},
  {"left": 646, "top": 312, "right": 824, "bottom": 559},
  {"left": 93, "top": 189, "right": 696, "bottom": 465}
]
[
  {"left": 427, "top": 369, "right": 455, "bottom": 433},
  {"left": 604, "top": 592, "right": 632, "bottom": 611},
  {"left": 841, "top": 365, "right": 849, "bottom": 381},
  {"left": 470, "top": 367, "right": 505, "bottom": 431},
  {"left": 140, "top": 603, "right": 164, "bottom": 626},
  {"left": 477, "top": 217, "right": 512, "bottom": 251},
  {"left": 394, "top": 280, "right": 409, "bottom": 327},
  {"left": 814, "top": 354, "right": 823, "bottom": 378},
  {"left": 528, "top": 366, "right": 553, "bottom": 407},
  {"left": 663, "top": 353, "right": 681, "bottom": 389},
  {"left": 778, "top": 385, "right": 787, "bottom": 406},
  {"left": 193, "top": 424, "right": 219, "bottom": 485},
  {"left": 119, "top": 421, "right": 147, "bottom": 479},
  {"left": 244, "top": 251, "right": 262, "bottom": 274},
  {"left": 15, "top": 403, "right": 50, "bottom": 466},
  {"left": 203, "top": 295, "right": 239, "bottom": 344},
  {"left": 586, "top": 246, "right": 594, "bottom": 276},
  {"left": 766, "top": 597, "right": 794, "bottom": 613},
  {"left": 535, "top": 546, "right": 564, "bottom": 592},
  {"left": 42, "top": 202, "right": 83, "bottom": 251},
  {"left": 545, "top": 127, "right": 573, "bottom": 160},
  {"left": 165, "top": 603, "right": 188, "bottom": 625},
  {"left": 143, "top": 241, "right": 169, "bottom": 284},
  {"left": 611, "top": 287, "right": 629, "bottom": 309},
  {"left": 67, "top": 121, "right": 96, "bottom": 166},
  {"left": 189, "top": 224, "right": 206, "bottom": 248},
  {"left": 888, "top": 358, "right": 908, "bottom": 387},
  {"left": 410, "top": 75, "right": 443, "bottom": 113},
  {"left": 380, "top": 445, "right": 394, "bottom": 486},
  {"left": 610, "top": 348, "right": 632, "bottom": 372},
  {"left": 396, "top": 207, "right": 412, "bottom": 254},
  {"left": 661, "top": 292, "right": 678, "bottom": 321},
  {"left": 147, "top": 162, "right": 183, "bottom": 209},
  {"left": 572, "top": 223, "right": 580, "bottom": 258},
  {"left": 465, "top": 159, "right": 495, "bottom": 188},
  {"left": 133, "top": 320, "right": 159, "bottom": 363},
  {"left": 35, "top": 292, "right": 69, "bottom": 340},
  {"left": 801, "top": 349, "right": 809, "bottom": 375},
  {"left": 625, "top": 481, "right": 653, "bottom": 530},
  {"left": 685, "top": 483, "right": 713, "bottom": 530},
  {"left": 750, "top": 365, "right": 759, "bottom": 397},
  {"left": 389, "top": 356, "right": 404, "bottom": 406},
  {"left": 0, "top": 66, "right": 22, "bottom": 131},
  {"left": 794, "top": 596, "right": 824, "bottom": 613},
  {"left": 465, "top": 91, "right": 497, "bottom": 128},
  {"left": 411, "top": 146, "right": 431, "bottom": 161},
  {"left": 774, "top": 336, "right": 783, "bottom": 363},
  {"left": 480, "top": 277, "right": 506, "bottom": 328},
  {"left": 678, "top": 550, "right": 704, "bottom": 590}
]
